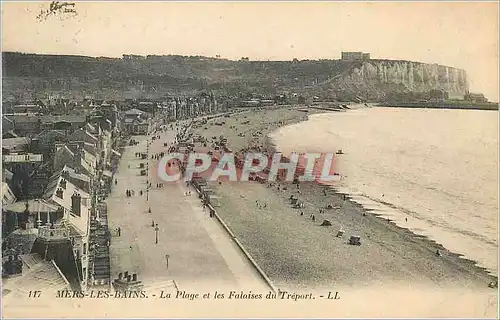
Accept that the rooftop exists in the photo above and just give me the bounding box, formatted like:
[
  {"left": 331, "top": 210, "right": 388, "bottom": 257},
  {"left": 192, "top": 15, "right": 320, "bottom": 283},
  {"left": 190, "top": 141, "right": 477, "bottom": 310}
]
[
  {"left": 43, "top": 173, "right": 91, "bottom": 235},
  {"left": 2, "top": 254, "right": 70, "bottom": 299},
  {"left": 124, "top": 108, "right": 145, "bottom": 115},
  {"left": 68, "top": 128, "right": 98, "bottom": 144},
  {"left": 2, "top": 137, "right": 29, "bottom": 149},
  {"left": 34, "top": 130, "right": 67, "bottom": 140},
  {"left": 2, "top": 199, "right": 60, "bottom": 214}
]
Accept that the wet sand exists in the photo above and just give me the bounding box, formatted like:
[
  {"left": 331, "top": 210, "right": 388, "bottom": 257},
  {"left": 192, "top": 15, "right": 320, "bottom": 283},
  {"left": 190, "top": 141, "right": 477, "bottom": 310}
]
[{"left": 191, "top": 106, "right": 497, "bottom": 292}]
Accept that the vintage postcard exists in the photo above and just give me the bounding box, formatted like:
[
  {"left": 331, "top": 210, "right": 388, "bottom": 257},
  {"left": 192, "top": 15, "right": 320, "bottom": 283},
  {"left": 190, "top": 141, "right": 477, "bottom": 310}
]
[{"left": 1, "top": 1, "right": 498, "bottom": 318}]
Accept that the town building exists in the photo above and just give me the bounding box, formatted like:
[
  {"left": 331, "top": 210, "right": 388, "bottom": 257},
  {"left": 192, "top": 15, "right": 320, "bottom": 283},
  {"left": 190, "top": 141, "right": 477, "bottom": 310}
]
[
  {"left": 2, "top": 182, "right": 17, "bottom": 206},
  {"left": 2, "top": 97, "right": 119, "bottom": 293},
  {"left": 122, "top": 108, "right": 148, "bottom": 135},
  {"left": 464, "top": 92, "right": 488, "bottom": 103},
  {"left": 2, "top": 137, "right": 31, "bottom": 154},
  {"left": 341, "top": 51, "right": 370, "bottom": 60},
  {"left": 2, "top": 252, "right": 71, "bottom": 300},
  {"left": 10, "top": 103, "right": 44, "bottom": 114}
]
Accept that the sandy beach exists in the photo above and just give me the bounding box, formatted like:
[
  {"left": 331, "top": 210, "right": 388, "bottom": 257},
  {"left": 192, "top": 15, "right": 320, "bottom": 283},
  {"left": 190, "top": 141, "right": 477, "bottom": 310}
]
[{"left": 190, "top": 106, "right": 497, "bottom": 293}]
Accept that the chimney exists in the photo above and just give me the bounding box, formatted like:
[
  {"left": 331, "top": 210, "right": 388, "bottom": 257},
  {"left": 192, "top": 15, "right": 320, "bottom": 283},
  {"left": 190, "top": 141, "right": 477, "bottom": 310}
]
[
  {"left": 132, "top": 273, "right": 137, "bottom": 282},
  {"left": 71, "top": 192, "right": 81, "bottom": 216},
  {"left": 118, "top": 272, "right": 123, "bottom": 280},
  {"left": 124, "top": 271, "right": 129, "bottom": 278},
  {"left": 61, "top": 170, "right": 69, "bottom": 179},
  {"left": 59, "top": 178, "right": 67, "bottom": 189},
  {"left": 127, "top": 275, "right": 131, "bottom": 282},
  {"left": 55, "top": 188, "right": 64, "bottom": 199}
]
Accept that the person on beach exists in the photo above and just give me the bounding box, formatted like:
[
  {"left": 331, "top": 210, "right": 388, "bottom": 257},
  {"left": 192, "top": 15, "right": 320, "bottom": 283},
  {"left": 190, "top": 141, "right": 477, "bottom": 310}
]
[
  {"left": 115, "top": 179, "right": 118, "bottom": 185},
  {"left": 117, "top": 227, "right": 121, "bottom": 236},
  {"left": 312, "top": 214, "right": 316, "bottom": 222},
  {"left": 300, "top": 211, "right": 304, "bottom": 216}
]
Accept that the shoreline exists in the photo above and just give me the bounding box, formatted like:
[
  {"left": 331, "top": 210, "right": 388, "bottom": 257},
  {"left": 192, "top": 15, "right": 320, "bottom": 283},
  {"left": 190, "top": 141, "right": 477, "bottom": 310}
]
[
  {"left": 379, "top": 101, "right": 498, "bottom": 111},
  {"left": 190, "top": 106, "right": 497, "bottom": 291}
]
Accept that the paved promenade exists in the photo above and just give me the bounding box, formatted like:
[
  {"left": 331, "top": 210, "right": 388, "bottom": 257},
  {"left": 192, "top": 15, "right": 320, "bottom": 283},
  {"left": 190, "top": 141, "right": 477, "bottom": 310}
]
[{"left": 107, "top": 121, "right": 267, "bottom": 291}]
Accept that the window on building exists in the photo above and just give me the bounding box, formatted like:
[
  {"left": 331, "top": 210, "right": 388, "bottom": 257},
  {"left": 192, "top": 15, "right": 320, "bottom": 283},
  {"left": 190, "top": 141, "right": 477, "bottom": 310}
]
[
  {"left": 83, "top": 243, "right": 87, "bottom": 255},
  {"left": 83, "top": 267, "right": 87, "bottom": 280}
]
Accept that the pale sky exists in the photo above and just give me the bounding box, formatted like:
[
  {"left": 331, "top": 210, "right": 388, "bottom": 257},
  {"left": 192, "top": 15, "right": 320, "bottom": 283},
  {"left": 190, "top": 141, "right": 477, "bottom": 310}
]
[{"left": 2, "top": 1, "right": 499, "bottom": 101}]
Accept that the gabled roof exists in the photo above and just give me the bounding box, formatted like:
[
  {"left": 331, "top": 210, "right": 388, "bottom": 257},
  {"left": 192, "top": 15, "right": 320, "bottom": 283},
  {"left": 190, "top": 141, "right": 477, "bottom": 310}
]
[
  {"left": 34, "top": 130, "right": 67, "bottom": 140},
  {"left": 2, "top": 199, "right": 60, "bottom": 214},
  {"left": 43, "top": 173, "right": 90, "bottom": 207},
  {"left": 55, "top": 145, "right": 75, "bottom": 158},
  {"left": 68, "top": 129, "right": 98, "bottom": 144}
]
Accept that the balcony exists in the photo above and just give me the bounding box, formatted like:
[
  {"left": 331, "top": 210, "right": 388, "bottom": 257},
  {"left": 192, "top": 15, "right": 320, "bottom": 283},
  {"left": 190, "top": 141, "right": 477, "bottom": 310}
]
[{"left": 38, "top": 225, "right": 71, "bottom": 241}]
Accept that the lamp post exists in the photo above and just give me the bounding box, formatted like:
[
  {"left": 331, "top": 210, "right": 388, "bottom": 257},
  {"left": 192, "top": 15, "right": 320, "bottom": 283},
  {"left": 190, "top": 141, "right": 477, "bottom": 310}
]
[{"left": 155, "top": 224, "right": 159, "bottom": 244}]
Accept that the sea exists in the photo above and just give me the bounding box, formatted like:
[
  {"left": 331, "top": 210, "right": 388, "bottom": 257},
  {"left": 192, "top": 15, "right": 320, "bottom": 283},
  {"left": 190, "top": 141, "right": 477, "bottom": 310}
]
[{"left": 271, "top": 107, "right": 498, "bottom": 275}]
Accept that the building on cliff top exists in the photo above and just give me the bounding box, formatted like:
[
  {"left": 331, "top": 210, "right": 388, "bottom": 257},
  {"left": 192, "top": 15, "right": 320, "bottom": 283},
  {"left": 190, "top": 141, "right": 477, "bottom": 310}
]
[
  {"left": 341, "top": 52, "right": 370, "bottom": 60},
  {"left": 464, "top": 92, "right": 488, "bottom": 103}
]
